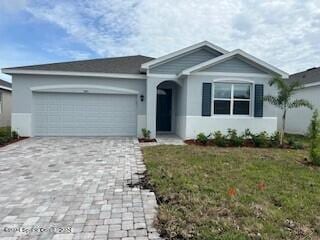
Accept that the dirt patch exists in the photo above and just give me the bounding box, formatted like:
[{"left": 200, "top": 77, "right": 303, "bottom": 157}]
[{"left": 138, "top": 138, "right": 157, "bottom": 143}]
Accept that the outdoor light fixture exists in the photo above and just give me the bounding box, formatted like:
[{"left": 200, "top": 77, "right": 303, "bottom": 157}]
[{"left": 140, "top": 95, "right": 144, "bottom": 102}]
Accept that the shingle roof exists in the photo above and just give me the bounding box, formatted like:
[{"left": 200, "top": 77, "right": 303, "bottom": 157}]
[
  {"left": 0, "top": 79, "right": 12, "bottom": 89},
  {"left": 289, "top": 67, "right": 320, "bottom": 85},
  {"left": 3, "top": 55, "right": 154, "bottom": 75}
]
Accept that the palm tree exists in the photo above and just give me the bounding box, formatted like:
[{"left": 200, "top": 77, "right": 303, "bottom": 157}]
[{"left": 264, "top": 76, "right": 313, "bottom": 146}]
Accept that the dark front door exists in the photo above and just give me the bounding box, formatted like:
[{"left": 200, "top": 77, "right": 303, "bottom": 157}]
[{"left": 156, "top": 89, "right": 172, "bottom": 131}]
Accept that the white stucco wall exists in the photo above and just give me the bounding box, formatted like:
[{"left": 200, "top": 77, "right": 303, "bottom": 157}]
[{"left": 284, "top": 85, "right": 319, "bottom": 135}]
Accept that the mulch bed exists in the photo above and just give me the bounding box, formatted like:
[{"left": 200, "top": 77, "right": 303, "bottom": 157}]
[
  {"left": 0, "top": 137, "right": 29, "bottom": 148},
  {"left": 184, "top": 139, "right": 294, "bottom": 149},
  {"left": 138, "top": 138, "right": 157, "bottom": 143}
]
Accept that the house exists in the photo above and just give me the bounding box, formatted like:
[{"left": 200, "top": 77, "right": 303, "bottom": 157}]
[
  {"left": 1, "top": 41, "right": 288, "bottom": 139},
  {"left": 285, "top": 67, "right": 320, "bottom": 134},
  {"left": 0, "top": 79, "right": 12, "bottom": 127}
]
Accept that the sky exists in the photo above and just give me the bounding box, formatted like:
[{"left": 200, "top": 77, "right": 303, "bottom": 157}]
[{"left": 0, "top": 0, "right": 320, "bottom": 82}]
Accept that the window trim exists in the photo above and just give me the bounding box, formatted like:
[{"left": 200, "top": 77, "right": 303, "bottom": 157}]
[{"left": 212, "top": 81, "right": 253, "bottom": 117}]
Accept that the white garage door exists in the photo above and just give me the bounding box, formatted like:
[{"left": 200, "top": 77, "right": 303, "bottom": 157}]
[{"left": 33, "top": 92, "right": 137, "bottom": 136}]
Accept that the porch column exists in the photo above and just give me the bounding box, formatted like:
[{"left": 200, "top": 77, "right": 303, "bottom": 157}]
[{"left": 146, "top": 79, "right": 158, "bottom": 139}]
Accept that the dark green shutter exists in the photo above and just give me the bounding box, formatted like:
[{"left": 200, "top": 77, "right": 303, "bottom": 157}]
[
  {"left": 254, "top": 84, "right": 264, "bottom": 117},
  {"left": 202, "top": 83, "right": 212, "bottom": 116}
]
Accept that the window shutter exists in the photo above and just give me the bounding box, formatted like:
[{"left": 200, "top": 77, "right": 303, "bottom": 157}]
[
  {"left": 202, "top": 83, "right": 212, "bottom": 116},
  {"left": 254, "top": 84, "right": 264, "bottom": 117}
]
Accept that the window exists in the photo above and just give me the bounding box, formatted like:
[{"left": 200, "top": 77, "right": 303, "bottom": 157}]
[{"left": 213, "top": 83, "right": 251, "bottom": 115}]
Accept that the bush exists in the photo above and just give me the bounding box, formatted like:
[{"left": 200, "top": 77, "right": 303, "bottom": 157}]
[
  {"left": 212, "top": 131, "right": 227, "bottom": 147},
  {"left": 270, "top": 131, "right": 280, "bottom": 147},
  {"left": 243, "top": 128, "right": 252, "bottom": 139},
  {"left": 0, "top": 127, "right": 11, "bottom": 137},
  {"left": 141, "top": 128, "right": 151, "bottom": 139},
  {"left": 11, "top": 131, "right": 19, "bottom": 140},
  {"left": 251, "top": 132, "right": 269, "bottom": 148},
  {"left": 196, "top": 133, "right": 210, "bottom": 145},
  {"left": 227, "top": 129, "right": 244, "bottom": 147},
  {"left": 308, "top": 110, "right": 320, "bottom": 165},
  {"left": 0, "top": 136, "right": 10, "bottom": 145}
]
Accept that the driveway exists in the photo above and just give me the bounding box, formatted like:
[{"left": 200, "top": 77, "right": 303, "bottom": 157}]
[{"left": 0, "top": 137, "right": 160, "bottom": 240}]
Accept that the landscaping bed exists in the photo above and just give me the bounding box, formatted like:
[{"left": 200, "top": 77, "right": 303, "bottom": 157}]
[
  {"left": 0, "top": 127, "right": 26, "bottom": 148},
  {"left": 143, "top": 145, "right": 320, "bottom": 239}
]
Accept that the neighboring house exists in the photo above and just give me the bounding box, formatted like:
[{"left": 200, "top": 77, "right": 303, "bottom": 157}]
[
  {"left": 285, "top": 67, "right": 320, "bottom": 134},
  {"left": 0, "top": 79, "right": 12, "bottom": 127},
  {"left": 2, "top": 41, "right": 288, "bottom": 139}
]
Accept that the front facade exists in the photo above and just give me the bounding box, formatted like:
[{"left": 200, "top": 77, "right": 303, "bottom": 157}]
[
  {"left": 2, "top": 41, "right": 288, "bottom": 139},
  {"left": 285, "top": 67, "right": 320, "bottom": 134},
  {"left": 0, "top": 80, "right": 12, "bottom": 127}
]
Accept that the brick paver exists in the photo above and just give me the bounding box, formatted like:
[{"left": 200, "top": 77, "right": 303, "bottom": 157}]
[{"left": 0, "top": 137, "right": 161, "bottom": 240}]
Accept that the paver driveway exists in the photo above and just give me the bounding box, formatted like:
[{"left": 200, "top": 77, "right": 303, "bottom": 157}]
[{"left": 0, "top": 137, "right": 160, "bottom": 240}]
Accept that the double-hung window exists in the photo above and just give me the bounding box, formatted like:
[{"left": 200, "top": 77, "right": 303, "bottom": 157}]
[{"left": 213, "top": 82, "right": 251, "bottom": 116}]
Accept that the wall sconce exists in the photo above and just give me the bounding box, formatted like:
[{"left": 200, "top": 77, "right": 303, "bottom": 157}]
[{"left": 140, "top": 95, "right": 144, "bottom": 102}]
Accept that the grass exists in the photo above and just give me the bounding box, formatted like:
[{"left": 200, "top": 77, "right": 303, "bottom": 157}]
[{"left": 143, "top": 144, "right": 320, "bottom": 240}]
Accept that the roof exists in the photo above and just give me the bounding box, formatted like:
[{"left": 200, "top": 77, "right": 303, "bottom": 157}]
[
  {"left": 289, "top": 67, "right": 320, "bottom": 85},
  {"left": 180, "top": 49, "right": 289, "bottom": 78},
  {"left": 3, "top": 55, "right": 154, "bottom": 75},
  {"left": 0, "top": 79, "right": 12, "bottom": 91}
]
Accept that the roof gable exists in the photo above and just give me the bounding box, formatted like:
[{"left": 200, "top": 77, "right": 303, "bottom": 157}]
[
  {"left": 141, "top": 41, "right": 228, "bottom": 72},
  {"left": 200, "top": 56, "right": 269, "bottom": 74},
  {"left": 149, "top": 46, "right": 223, "bottom": 75},
  {"left": 181, "top": 49, "right": 288, "bottom": 78}
]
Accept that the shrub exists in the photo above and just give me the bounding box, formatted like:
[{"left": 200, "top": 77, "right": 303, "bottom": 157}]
[
  {"left": 251, "top": 132, "right": 269, "bottom": 148},
  {"left": 227, "top": 129, "right": 244, "bottom": 147},
  {"left": 243, "top": 128, "right": 252, "bottom": 139},
  {"left": 270, "top": 131, "right": 280, "bottom": 147},
  {"left": 0, "top": 127, "right": 11, "bottom": 137},
  {"left": 212, "top": 131, "right": 227, "bottom": 147},
  {"left": 11, "top": 131, "right": 19, "bottom": 140},
  {"left": 141, "top": 128, "right": 151, "bottom": 139},
  {"left": 0, "top": 136, "right": 10, "bottom": 145},
  {"left": 196, "top": 133, "right": 209, "bottom": 145},
  {"left": 308, "top": 110, "right": 320, "bottom": 165}
]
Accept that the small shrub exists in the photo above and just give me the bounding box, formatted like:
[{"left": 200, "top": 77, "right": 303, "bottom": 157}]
[
  {"left": 11, "top": 131, "right": 19, "bottom": 140},
  {"left": 227, "top": 129, "right": 244, "bottom": 147},
  {"left": 270, "top": 131, "right": 280, "bottom": 147},
  {"left": 0, "top": 127, "right": 11, "bottom": 137},
  {"left": 196, "top": 133, "right": 209, "bottom": 145},
  {"left": 251, "top": 132, "right": 269, "bottom": 148},
  {"left": 213, "top": 131, "right": 227, "bottom": 147},
  {"left": 0, "top": 136, "right": 10, "bottom": 145},
  {"left": 141, "top": 128, "right": 151, "bottom": 139},
  {"left": 243, "top": 128, "right": 252, "bottom": 139},
  {"left": 291, "top": 141, "right": 304, "bottom": 150},
  {"left": 308, "top": 110, "right": 320, "bottom": 165}
]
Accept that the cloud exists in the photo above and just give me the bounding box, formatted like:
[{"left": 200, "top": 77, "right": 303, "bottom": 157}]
[{"left": 13, "top": 0, "right": 320, "bottom": 73}]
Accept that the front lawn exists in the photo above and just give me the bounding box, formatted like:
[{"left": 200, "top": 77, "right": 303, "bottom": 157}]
[{"left": 143, "top": 145, "right": 320, "bottom": 239}]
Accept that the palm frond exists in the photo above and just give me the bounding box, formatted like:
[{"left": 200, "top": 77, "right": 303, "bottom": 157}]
[
  {"left": 288, "top": 99, "right": 313, "bottom": 109},
  {"left": 268, "top": 76, "right": 289, "bottom": 91},
  {"left": 264, "top": 95, "right": 281, "bottom": 107},
  {"left": 289, "top": 80, "right": 303, "bottom": 92}
]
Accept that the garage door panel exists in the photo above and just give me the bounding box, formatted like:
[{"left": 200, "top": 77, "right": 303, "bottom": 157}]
[{"left": 33, "top": 93, "right": 137, "bottom": 136}]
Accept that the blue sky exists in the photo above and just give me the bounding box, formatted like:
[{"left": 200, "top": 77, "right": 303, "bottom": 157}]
[{"left": 1, "top": 0, "right": 320, "bottom": 82}]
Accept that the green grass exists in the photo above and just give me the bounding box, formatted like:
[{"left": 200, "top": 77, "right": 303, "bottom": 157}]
[{"left": 143, "top": 145, "right": 320, "bottom": 239}]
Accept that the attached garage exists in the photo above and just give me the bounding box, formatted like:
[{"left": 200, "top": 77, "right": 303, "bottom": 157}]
[{"left": 32, "top": 92, "right": 137, "bottom": 136}]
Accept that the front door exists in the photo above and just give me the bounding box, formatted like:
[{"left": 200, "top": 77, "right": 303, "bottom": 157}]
[{"left": 156, "top": 89, "right": 172, "bottom": 131}]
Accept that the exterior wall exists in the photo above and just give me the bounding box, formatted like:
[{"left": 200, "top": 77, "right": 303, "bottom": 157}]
[
  {"left": 285, "top": 85, "right": 319, "bottom": 134},
  {"left": 180, "top": 74, "right": 278, "bottom": 139},
  {"left": 11, "top": 74, "right": 147, "bottom": 137},
  {"left": 0, "top": 90, "right": 12, "bottom": 127},
  {"left": 200, "top": 56, "right": 268, "bottom": 74},
  {"left": 149, "top": 47, "right": 222, "bottom": 74}
]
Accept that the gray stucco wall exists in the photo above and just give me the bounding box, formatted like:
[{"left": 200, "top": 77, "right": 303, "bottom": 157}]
[
  {"left": 12, "top": 74, "right": 146, "bottom": 115},
  {"left": 185, "top": 74, "right": 278, "bottom": 117},
  {"left": 0, "top": 90, "right": 12, "bottom": 127},
  {"left": 200, "top": 56, "right": 270, "bottom": 74},
  {"left": 149, "top": 47, "right": 222, "bottom": 74},
  {"left": 285, "top": 85, "right": 319, "bottom": 134}
]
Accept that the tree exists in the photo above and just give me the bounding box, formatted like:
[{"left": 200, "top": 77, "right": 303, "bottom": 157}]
[{"left": 264, "top": 76, "right": 313, "bottom": 146}]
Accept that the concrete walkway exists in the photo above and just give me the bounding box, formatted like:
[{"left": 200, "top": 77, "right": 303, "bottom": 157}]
[{"left": 0, "top": 137, "right": 161, "bottom": 240}]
